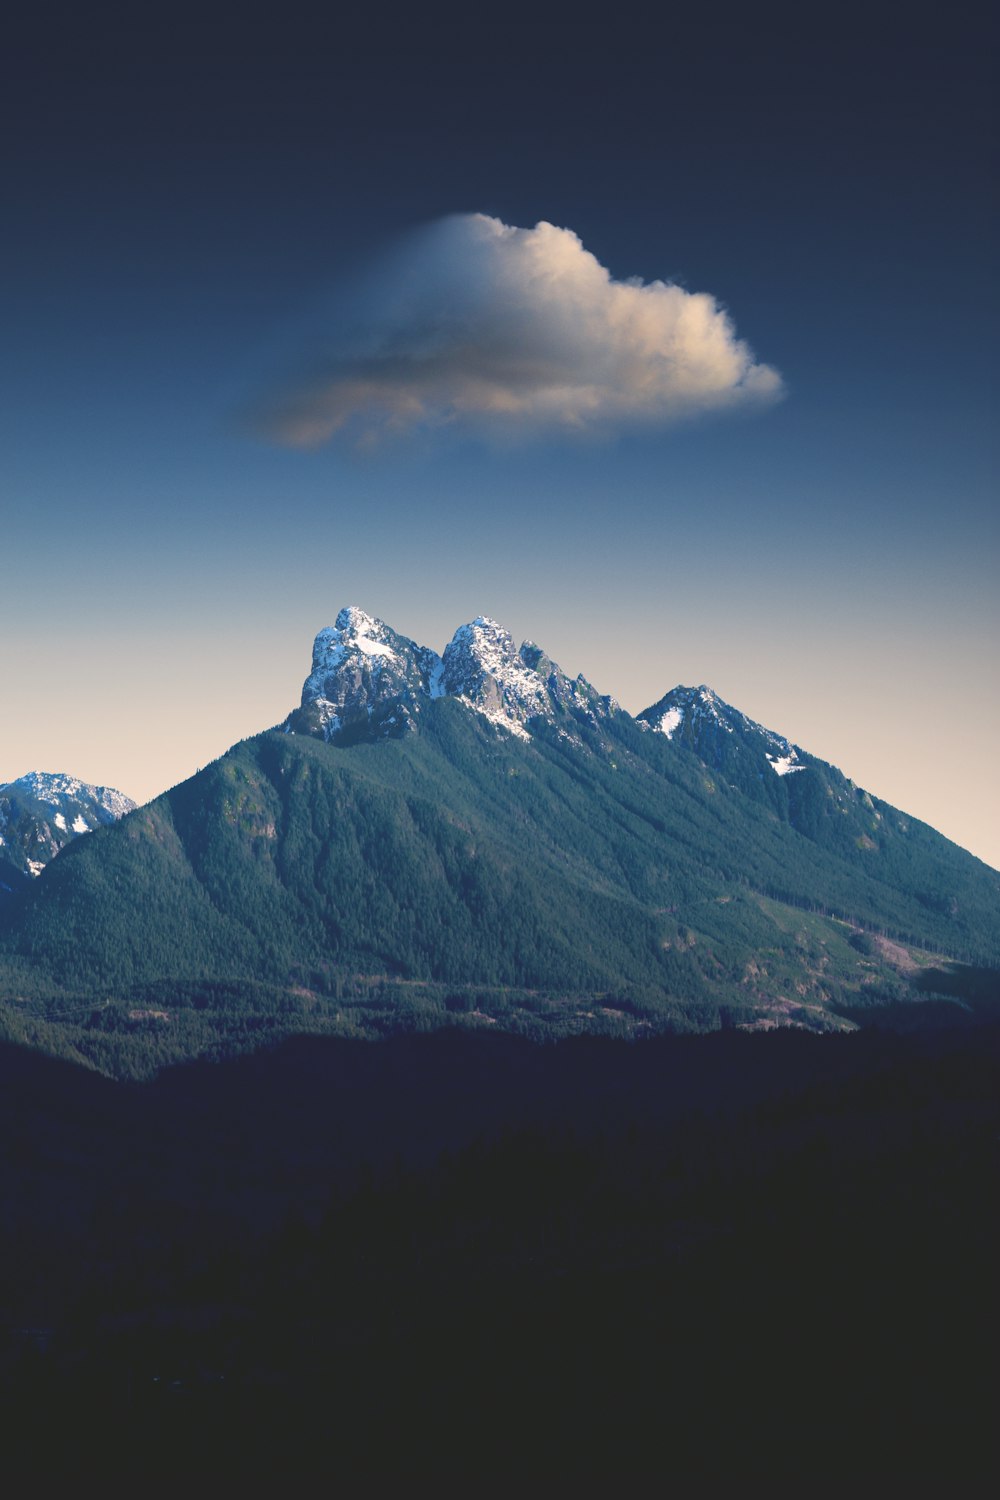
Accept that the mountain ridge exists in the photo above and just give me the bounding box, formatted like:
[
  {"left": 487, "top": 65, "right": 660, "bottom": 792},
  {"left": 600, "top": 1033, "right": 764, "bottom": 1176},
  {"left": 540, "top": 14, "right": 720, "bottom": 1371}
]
[{"left": 282, "top": 605, "right": 617, "bottom": 744}]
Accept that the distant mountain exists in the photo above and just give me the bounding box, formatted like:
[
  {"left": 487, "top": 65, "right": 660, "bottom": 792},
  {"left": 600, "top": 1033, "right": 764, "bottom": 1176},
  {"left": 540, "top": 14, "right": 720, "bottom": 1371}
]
[
  {"left": 0, "top": 609, "right": 996, "bottom": 1076},
  {"left": 0, "top": 773, "right": 135, "bottom": 895}
]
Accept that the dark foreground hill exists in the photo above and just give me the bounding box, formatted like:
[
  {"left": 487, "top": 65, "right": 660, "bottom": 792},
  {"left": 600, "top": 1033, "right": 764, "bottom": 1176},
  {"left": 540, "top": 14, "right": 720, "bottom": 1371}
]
[{"left": 0, "top": 1024, "right": 995, "bottom": 1482}]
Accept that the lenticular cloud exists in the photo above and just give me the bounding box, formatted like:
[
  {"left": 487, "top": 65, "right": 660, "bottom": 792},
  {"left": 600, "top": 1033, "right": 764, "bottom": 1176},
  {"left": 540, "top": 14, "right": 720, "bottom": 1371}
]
[{"left": 252, "top": 214, "right": 783, "bottom": 446}]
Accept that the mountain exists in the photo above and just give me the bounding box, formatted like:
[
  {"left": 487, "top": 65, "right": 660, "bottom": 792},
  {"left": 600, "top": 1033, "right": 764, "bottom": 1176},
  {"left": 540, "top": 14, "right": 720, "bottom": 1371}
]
[
  {"left": 1, "top": 617, "right": 991, "bottom": 1481},
  {"left": 0, "top": 608, "right": 996, "bottom": 1077},
  {"left": 0, "top": 773, "right": 136, "bottom": 895}
]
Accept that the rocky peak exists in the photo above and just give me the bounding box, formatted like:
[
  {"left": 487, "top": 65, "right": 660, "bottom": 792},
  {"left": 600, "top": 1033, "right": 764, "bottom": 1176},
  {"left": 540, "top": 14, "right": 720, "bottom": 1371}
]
[
  {"left": 440, "top": 618, "right": 550, "bottom": 738},
  {"left": 286, "top": 608, "right": 617, "bottom": 746},
  {"left": 0, "top": 772, "right": 136, "bottom": 890},
  {"left": 640, "top": 685, "right": 732, "bottom": 741},
  {"left": 639, "top": 685, "right": 809, "bottom": 776},
  {"left": 8, "top": 771, "right": 136, "bottom": 821},
  {"left": 285, "top": 606, "right": 443, "bottom": 741}
]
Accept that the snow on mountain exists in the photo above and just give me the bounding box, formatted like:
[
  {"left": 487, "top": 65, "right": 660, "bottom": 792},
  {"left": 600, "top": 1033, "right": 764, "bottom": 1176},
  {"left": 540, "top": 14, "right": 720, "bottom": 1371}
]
[
  {"left": 767, "top": 752, "right": 807, "bottom": 777},
  {"left": 10, "top": 770, "right": 137, "bottom": 821},
  {"left": 0, "top": 772, "right": 137, "bottom": 888},
  {"left": 287, "top": 607, "right": 616, "bottom": 744},
  {"left": 653, "top": 705, "right": 685, "bottom": 740},
  {"left": 281, "top": 633, "right": 894, "bottom": 862}
]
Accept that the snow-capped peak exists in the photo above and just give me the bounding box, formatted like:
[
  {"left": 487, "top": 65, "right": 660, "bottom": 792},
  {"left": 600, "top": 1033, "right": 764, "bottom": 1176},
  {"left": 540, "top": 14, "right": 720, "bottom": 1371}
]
[
  {"left": 12, "top": 770, "right": 89, "bottom": 800},
  {"left": 287, "top": 607, "right": 617, "bottom": 745},
  {"left": 0, "top": 771, "right": 136, "bottom": 885},
  {"left": 336, "top": 604, "right": 377, "bottom": 633},
  {"left": 287, "top": 608, "right": 444, "bottom": 742},
  {"left": 441, "top": 618, "right": 551, "bottom": 737},
  {"left": 5, "top": 771, "right": 136, "bottom": 821},
  {"left": 692, "top": 686, "right": 732, "bottom": 728},
  {"left": 308, "top": 606, "right": 401, "bottom": 677}
]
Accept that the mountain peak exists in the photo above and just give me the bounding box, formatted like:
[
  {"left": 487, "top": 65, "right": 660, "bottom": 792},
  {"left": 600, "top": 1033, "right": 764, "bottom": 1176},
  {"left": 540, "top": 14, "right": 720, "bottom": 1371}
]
[
  {"left": 441, "top": 618, "right": 548, "bottom": 738},
  {"left": 5, "top": 609, "right": 1000, "bottom": 1050},
  {"left": 315, "top": 607, "right": 400, "bottom": 666},
  {"left": 286, "top": 608, "right": 617, "bottom": 745},
  {"left": 0, "top": 771, "right": 136, "bottom": 888},
  {"left": 3, "top": 771, "right": 136, "bottom": 821},
  {"left": 638, "top": 684, "right": 727, "bottom": 741},
  {"left": 334, "top": 604, "right": 381, "bottom": 636},
  {"left": 638, "top": 684, "right": 808, "bottom": 776},
  {"left": 287, "top": 608, "right": 438, "bottom": 742}
]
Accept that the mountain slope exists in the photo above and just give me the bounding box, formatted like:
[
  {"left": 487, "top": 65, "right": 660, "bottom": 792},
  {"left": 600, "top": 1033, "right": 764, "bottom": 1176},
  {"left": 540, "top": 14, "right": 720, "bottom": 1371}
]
[{"left": 637, "top": 683, "right": 990, "bottom": 922}]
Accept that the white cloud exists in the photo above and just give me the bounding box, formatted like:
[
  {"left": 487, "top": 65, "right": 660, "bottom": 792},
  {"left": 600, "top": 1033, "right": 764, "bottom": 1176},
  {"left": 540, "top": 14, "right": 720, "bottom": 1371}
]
[{"left": 250, "top": 214, "right": 783, "bottom": 446}]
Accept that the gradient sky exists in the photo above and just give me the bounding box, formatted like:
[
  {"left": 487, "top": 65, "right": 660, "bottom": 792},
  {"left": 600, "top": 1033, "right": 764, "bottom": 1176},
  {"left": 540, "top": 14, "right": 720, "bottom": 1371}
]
[{"left": 2, "top": 4, "right": 997, "bottom": 866}]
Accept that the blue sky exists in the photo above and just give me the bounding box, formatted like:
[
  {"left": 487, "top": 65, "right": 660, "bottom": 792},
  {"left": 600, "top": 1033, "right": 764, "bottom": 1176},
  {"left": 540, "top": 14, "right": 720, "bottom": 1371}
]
[{"left": 2, "top": 3, "right": 997, "bottom": 865}]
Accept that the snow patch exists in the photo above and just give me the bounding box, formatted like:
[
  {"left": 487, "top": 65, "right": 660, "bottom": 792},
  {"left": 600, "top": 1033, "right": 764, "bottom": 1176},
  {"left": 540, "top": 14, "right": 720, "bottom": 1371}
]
[
  {"left": 656, "top": 706, "right": 683, "bottom": 740},
  {"left": 311, "top": 704, "right": 342, "bottom": 737},
  {"left": 767, "top": 753, "right": 807, "bottom": 776},
  {"left": 354, "top": 635, "right": 396, "bottom": 661},
  {"left": 427, "top": 658, "right": 446, "bottom": 699},
  {"left": 72, "top": 814, "right": 90, "bottom": 833}
]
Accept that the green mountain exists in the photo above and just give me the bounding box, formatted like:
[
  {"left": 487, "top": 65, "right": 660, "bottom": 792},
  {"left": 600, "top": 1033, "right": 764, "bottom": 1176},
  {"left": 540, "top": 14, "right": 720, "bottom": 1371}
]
[{"left": 0, "top": 608, "right": 996, "bottom": 1076}]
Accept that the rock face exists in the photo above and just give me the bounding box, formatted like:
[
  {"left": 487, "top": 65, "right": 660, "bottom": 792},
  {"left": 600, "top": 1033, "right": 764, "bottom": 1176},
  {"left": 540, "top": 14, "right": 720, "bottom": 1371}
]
[
  {"left": 0, "top": 772, "right": 136, "bottom": 892},
  {"left": 440, "top": 618, "right": 549, "bottom": 738},
  {"left": 283, "top": 606, "right": 443, "bottom": 743},
  {"left": 284, "top": 607, "right": 616, "bottom": 744}
]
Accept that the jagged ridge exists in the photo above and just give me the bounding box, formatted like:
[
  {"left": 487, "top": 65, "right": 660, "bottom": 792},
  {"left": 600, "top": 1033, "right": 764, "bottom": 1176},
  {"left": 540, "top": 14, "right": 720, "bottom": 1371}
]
[
  {"left": 284, "top": 606, "right": 616, "bottom": 744},
  {"left": 638, "top": 684, "right": 808, "bottom": 775}
]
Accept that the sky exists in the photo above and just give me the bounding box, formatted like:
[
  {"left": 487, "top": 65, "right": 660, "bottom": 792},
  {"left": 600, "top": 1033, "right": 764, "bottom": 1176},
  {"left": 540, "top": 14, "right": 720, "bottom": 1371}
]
[{"left": 2, "top": 3, "right": 997, "bottom": 866}]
